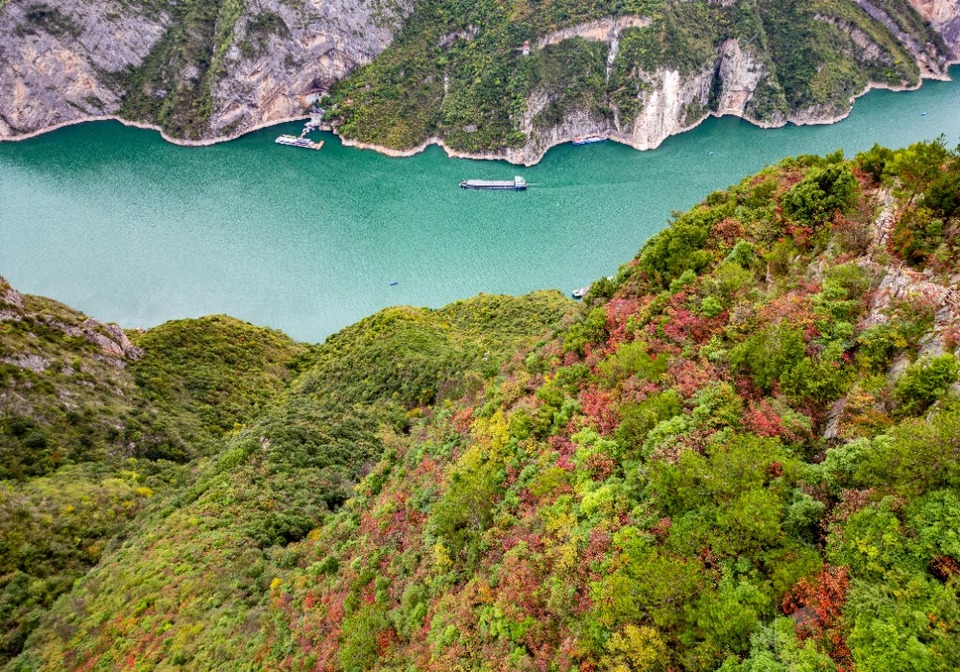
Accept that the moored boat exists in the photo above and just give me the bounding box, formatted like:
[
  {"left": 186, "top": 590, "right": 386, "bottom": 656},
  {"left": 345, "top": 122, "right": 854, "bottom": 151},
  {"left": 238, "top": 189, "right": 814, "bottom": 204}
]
[
  {"left": 275, "top": 134, "right": 324, "bottom": 150},
  {"left": 571, "top": 136, "right": 606, "bottom": 146},
  {"left": 572, "top": 285, "right": 590, "bottom": 299}
]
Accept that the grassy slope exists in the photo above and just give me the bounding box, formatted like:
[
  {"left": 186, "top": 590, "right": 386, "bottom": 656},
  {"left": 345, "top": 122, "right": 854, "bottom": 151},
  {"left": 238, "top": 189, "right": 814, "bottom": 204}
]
[
  {"left": 251, "top": 142, "right": 960, "bottom": 672},
  {"left": 0, "top": 290, "right": 309, "bottom": 665}
]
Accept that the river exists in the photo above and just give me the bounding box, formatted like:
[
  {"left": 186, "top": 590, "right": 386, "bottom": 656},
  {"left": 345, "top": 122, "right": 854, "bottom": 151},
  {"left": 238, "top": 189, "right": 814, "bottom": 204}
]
[{"left": 2, "top": 70, "right": 959, "bottom": 341}]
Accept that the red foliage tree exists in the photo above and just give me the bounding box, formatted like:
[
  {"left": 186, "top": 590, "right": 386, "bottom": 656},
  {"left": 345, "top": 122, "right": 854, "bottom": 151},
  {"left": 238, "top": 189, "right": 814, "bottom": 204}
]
[
  {"left": 579, "top": 386, "right": 618, "bottom": 436},
  {"left": 605, "top": 297, "right": 643, "bottom": 349},
  {"left": 782, "top": 565, "right": 852, "bottom": 671}
]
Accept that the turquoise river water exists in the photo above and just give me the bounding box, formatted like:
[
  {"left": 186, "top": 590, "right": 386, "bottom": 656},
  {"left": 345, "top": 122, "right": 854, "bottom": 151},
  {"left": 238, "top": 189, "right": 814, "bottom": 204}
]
[{"left": 2, "top": 69, "right": 959, "bottom": 341}]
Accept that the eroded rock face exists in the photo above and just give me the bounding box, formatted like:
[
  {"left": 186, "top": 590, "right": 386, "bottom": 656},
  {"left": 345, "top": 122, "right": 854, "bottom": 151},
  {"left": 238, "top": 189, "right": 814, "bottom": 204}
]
[
  {"left": 0, "top": 0, "right": 170, "bottom": 137},
  {"left": 0, "top": 275, "right": 142, "bottom": 363},
  {"left": 207, "top": 0, "right": 409, "bottom": 137},
  {"left": 0, "top": 0, "right": 408, "bottom": 141},
  {"left": 616, "top": 41, "right": 769, "bottom": 150},
  {"left": 501, "top": 0, "right": 959, "bottom": 165},
  {"left": 510, "top": 90, "right": 609, "bottom": 163},
  {"left": 713, "top": 39, "right": 769, "bottom": 117},
  {"left": 909, "top": 0, "right": 960, "bottom": 56},
  {"left": 623, "top": 66, "right": 713, "bottom": 150},
  {"left": 0, "top": 277, "right": 24, "bottom": 310},
  {"left": 504, "top": 38, "right": 773, "bottom": 163},
  {"left": 854, "top": 0, "right": 950, "bottom": 76},
  {"left": 82, "top": 319, "right": 144, "bottom": 360}
]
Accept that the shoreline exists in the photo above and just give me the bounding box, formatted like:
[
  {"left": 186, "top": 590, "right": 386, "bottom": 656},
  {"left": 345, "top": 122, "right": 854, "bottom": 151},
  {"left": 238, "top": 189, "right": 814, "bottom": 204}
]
[
  {"left": 0, "top": 113, "right": 311, "bottom": 147},
  {"left": 339, "top": 64, "right": 957, "bottom": 165},
  {"left": 2, "top": 63, "right": 955, "bottom": 164}
]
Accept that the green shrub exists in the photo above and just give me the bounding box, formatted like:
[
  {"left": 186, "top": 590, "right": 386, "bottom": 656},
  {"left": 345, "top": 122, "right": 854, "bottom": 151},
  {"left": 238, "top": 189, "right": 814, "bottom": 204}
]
[
  {"left": 729, "top": 326, "right": 806, "bottom": 392},
  {"left": 701, "top": 296, "right": 724, "bottom": 317},
  {"left": 781, "top": 164, "right": 858, "bottom": 225},
  {"left": 563, "top": 307, "right": 608, "bottom": 356},
  {"left": 894, "top": 354, "right": 960, "bottom": 416},
  {"left": 615, "top": 390, "right": 682, "bottom": 448},
  {"left": 640, "top": 204, "right": 731, "bottom": 286},
  {"left": 922, "top": 171, "right": 960, "bottom": 218},
  {"left": 857, "top": 144, "right": 895, "bottom": 184},
  {"left": 857, "top": 323, "right": 912, "bottom": 374},
  {"left": 726, "top": 240, "right": 757, "bottom": 268}
]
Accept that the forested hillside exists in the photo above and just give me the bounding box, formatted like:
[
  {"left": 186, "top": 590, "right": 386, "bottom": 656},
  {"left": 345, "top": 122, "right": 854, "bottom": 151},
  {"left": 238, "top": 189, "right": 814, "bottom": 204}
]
[
  {"left": 329, "top": 0, "right": 954, "bottom": 158},
  {"left": 4, "top": 139, "right": 960, "bottom": 670}
]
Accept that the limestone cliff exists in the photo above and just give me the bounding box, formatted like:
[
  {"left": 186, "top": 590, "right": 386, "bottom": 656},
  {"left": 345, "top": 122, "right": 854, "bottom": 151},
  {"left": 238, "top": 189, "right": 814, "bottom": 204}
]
[
  {"left": 0, "top": 0, "right": 408, "bottom": 142},
  {"left": 0, "top": 1, "right": 170, "bottom": 138},
  {"left": 909, "top": 0, "right": 960, "bottom": 56},
  {"left": 498, "top": 0, "right": 960, "bottom": 165},
  {"left": 205, "top": 0, "right": 408, "bottom": 139}
]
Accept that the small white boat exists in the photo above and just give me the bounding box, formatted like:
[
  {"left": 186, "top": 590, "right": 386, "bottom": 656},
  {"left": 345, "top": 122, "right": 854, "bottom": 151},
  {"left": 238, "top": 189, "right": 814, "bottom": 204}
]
[
  {"left": 275, "top": 134, "right": 324, "bottom": 150},
  {"left": 571, "top": 136, "right": 606, "bottom": 146}
]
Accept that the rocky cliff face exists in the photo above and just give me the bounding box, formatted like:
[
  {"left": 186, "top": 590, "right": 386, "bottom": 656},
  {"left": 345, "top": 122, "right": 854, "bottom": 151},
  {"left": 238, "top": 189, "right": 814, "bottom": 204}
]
[
  {"left": 501, "top": 0, "right": 960, "bottom": 165},
  {"left": 0, "top": 0, "right": 407, "bottom": 141},
  {"left": 206, "top": 0, "right": 408, "bottom": 138},
  {"left": 909, "top": 0, "right": 960, "bottom": 55},
  {"left": 469, "top": 33, "right": 776, "bottom": 165},
  {"left": 0, "top": 0, "right": 169, "bottom": 138},
  {"left": 614, "top": 39, "right": 773, "bottom": 153}
]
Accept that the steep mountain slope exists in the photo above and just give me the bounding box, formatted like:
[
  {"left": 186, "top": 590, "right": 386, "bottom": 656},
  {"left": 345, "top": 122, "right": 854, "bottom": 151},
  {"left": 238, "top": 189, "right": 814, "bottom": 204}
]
[
  {"left": 245, "top": 141, "right": 960, "bottom": 671},
  {"left": 4, "top": 140, "right": 960, "bottom": 670},
  {"left": 0, "top": 282, "right": 312, "bottom": 664},
  {"left": 0, "top": 0, "right": 958, "bottom": 159},
  {"left": 0, "top": 288, "right": 573, "bottom": 668},
  {"left": 330, "top": 0, "right": 959, "bottom": 162}
]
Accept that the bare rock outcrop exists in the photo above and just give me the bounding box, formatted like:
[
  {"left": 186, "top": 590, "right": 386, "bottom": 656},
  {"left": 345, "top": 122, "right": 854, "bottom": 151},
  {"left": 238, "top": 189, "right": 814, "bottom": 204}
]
[
  {"left": 503, "top": 37, "right": 773, "bottom": 164},
  {"left": 0, "top": 0, "right": 169, "bottom": 137},
  {"left": 620, "top": 66, "right": 714, "bottom": 150},
  {"left": 0, "top": 275, "right": 143, "bottom": 363},
  {"left": 0, "top": 277, "right": 24, "bottom": 310},
  {"left": 534, "top": 15, "right": 651, "bottom": 50},
  {"left": 0, "top": 0, "right": 409, "bottom": 141},
  {"left": 206, "top": 0, "right": 410, "bottom": 138},
  {"left": 81, "top": 319, "right": 144, "bottom": 360},
  {"left": 908, "top": 0, "right": 960, "bottom": 57},
  {"left": 854, "top": 0, "right": 950, "bottom": 76},
  {"left": 714, "top": 39, "right": 770, "bottom": 117}
]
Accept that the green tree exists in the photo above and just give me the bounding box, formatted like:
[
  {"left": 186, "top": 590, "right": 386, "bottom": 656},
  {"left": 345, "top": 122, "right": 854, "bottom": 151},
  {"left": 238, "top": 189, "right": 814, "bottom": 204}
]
[{"left": 782, "top": 164, "right": 858, "bottom": 225}]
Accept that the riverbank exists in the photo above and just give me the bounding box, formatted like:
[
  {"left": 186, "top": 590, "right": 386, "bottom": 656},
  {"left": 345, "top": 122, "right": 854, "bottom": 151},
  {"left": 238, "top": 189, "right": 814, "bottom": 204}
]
[
  {"left": 0, "top": 113, "right": 310, "bottom": 147},
  {"left": 2, "top": 63, "right": 956, "bottom": 166},
  {"left": 338, "top": 65, "right": 958, "bottom": 166}
]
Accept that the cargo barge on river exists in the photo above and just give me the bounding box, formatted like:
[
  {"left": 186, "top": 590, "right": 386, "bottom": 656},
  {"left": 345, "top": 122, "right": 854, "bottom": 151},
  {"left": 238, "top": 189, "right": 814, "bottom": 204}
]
[{"left": 460, "top": 176, "right": 527, "bottom": 191}]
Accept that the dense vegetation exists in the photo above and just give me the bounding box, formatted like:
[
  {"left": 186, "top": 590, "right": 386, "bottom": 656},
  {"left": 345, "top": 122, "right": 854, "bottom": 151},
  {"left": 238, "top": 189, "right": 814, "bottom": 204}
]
[
  {"left": 0, "top": 287, "right": 572, "bottom": 668},
  {"left": 328, "top": 0, "right": 939, "bottom": 153},
  {"left": 4, "top": 139, "right": 960, "bottom": 670},
  {"left": 108, "top": 0, "right": 248, "bottom": 140}
]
